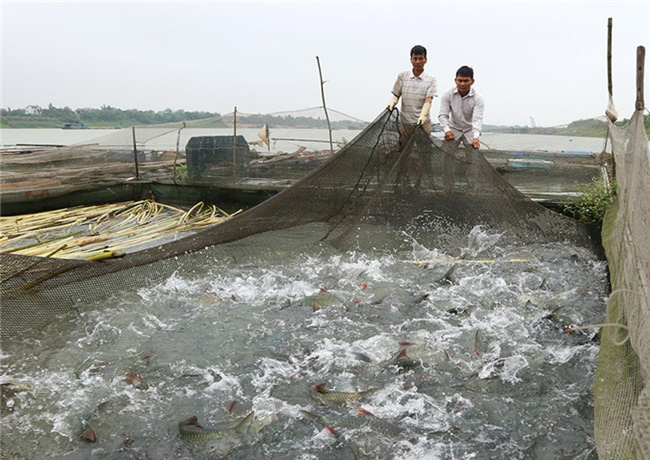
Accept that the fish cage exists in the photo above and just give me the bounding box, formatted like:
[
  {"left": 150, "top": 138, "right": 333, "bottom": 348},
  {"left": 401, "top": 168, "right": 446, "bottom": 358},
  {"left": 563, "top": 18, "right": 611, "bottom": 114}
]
[{"left": 1, "top": 102, "right": 646, "bottom": 459}]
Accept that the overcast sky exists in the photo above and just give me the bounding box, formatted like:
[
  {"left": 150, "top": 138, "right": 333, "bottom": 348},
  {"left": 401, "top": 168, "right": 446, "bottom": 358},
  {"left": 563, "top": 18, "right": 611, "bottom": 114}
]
[{"left": 1, "top": 1, "right": 648, "bottom": 127}]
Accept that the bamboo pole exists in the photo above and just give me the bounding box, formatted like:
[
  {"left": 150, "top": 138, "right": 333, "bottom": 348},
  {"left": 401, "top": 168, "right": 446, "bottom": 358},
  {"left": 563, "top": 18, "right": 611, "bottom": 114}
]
[
  {"left": 173, "top": 121, "right": 187, "bottom": 185},
  {"left": 604, "top": 17, "right": 615, "bottom": 182},
  {"left": 607, "top": 18, "right": 613, "bottom": 98},
  {"left": 132, "top": 126, "right": 140, "bottom": 180},
  {"left": 233, "top": 106, "right": 238, "bottom": 177},
  {"left": 0, "top": 200, "right": 240, "bottom": 260},
  {"left": 272, "top": 137, "right": 336, "bottom": 144},
  {"left": 316, "top": 56, "right": 334, "bottom": 153},
  {"left": 636, "top": 46, "right": 645, "bottom": 111}
]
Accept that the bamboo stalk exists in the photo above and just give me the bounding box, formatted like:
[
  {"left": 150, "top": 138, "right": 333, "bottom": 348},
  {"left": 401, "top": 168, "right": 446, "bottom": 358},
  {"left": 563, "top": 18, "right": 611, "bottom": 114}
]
[
  {"left": 316, "top": 56, "right": 334, "bottom": 153},
  {"left": 0, "top": 199, "right": 237, "bottom": 259}
]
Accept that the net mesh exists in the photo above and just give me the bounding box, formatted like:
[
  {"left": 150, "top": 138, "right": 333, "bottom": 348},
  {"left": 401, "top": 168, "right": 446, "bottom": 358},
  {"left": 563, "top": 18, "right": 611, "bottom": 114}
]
[
  {"left": 595, "top": 108, "right": 650, "bottom": 459},
  {"left": 1, "top": 113, "right": 605, "bottom": 215},
  {"left": 0, "top": 117, "right": 221, "bottom": 204},
  {"left": 0, "top": 109, "right": 597, "bottom": 341}
]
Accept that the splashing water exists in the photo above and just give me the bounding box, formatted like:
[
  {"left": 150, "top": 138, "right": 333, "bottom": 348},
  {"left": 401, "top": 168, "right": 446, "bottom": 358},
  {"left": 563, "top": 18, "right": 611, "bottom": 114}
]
[{"left": 0, "top": 226, "right": 606, "bottom": 459}]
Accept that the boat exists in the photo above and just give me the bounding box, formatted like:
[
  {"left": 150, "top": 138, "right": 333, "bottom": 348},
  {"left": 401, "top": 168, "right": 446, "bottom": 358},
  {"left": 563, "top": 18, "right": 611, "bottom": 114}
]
[{"left": 62, "top": 121, "right": 85, "bottom": 129}]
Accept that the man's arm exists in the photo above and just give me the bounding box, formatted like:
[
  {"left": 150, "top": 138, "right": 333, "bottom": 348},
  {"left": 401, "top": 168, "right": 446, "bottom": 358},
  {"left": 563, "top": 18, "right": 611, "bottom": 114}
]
[
  {"left": 417, "top": 96, "right": 433, "bottom": 125},
  {"left": 426, "top": 77, "right": 437, "bottom": 100},
  {"left": 471, "top": 94, "right": 485, "bottom": 149},
  {"left": 387, "top": 94, "right": 399, "bottom": 111},
  {"left": 388, "top": 73, "right": 403, "bottom": 111},
  {"left": 438, "top": 91, "right": 454, "bottom": 141}
]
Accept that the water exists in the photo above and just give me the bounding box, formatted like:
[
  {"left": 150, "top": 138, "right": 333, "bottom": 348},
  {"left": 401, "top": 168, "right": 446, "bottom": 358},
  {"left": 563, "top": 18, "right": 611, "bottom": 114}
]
[
  {"left": 0, "top": 128, "right": 364, "bottom": 155},
  {"left": 0, "top": 225, "right": 607, "bottom": 459},
  {"left": 0, "top": 128, "right": 609, "bottom": 155}
]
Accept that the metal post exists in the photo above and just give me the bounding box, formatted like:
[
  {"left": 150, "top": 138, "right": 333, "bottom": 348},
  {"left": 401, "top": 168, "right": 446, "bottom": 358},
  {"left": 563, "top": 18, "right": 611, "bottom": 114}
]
[
  {"left": 316, "top": 56, "right": 334, "bottom": 153},
  {"left": 636, "top": 46, "right": 645, "bottom": 111},
  {"left": 132, "top": 125, "right": 140, "bottom": 180},
  {"left": 233, "top": 106, "right": 237, "bottom": 177}
]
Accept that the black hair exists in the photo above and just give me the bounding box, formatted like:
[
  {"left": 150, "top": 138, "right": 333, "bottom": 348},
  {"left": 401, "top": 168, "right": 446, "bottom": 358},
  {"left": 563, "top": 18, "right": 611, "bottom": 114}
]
[
  {"left": 456, "top": 66, "right": 474, "bottom": 78},
  {"left": 410, "top": 45, "right": 427, "bottom": 57}
]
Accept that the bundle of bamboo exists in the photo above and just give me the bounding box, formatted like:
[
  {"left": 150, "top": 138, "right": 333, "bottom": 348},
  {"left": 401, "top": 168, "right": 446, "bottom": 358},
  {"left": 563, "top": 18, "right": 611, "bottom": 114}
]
[{"left": 0, "top": 200, "right": 241, "bottom": 260}]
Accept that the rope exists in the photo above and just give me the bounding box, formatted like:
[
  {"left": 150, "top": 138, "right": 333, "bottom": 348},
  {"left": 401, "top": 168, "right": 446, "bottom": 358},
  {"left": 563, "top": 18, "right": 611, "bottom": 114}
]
[{"left": 574, "top": 288, "right": 642, "bottom": 346}]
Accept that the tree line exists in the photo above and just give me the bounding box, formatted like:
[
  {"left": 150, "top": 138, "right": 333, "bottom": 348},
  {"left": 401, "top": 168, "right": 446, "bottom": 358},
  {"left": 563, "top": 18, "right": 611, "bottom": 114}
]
[
  {"left": 1, "top": 104, "right": 220, "bottom": 126},
  {"left": 1, "top": 104, "right": 369, "bottom": 129}
]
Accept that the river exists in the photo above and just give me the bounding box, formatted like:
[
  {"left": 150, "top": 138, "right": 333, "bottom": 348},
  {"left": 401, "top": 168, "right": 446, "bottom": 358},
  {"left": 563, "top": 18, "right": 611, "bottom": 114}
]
[{"left": 0, "top": 128, "right": 610, "bottom": 155}]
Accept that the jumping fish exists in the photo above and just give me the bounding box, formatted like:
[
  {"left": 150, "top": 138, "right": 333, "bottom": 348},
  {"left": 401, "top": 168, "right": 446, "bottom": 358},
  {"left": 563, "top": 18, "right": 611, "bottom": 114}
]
[
  {"left": 179, "top": 411, "right": 275, "bottom": 447},
  {"left": 304, "top": 287, "right": 340, "bottom": 311},
  {"left": 439, "top": 263, "right": 459, "bottom": 285},
  {"left": 388, "top": 349, "right": 421, "bottom": 371},
  {"left": 311, "top": 384, "right": 377, "bottom": 405},
  {"left": 299, "top": 409, "right": 401, "bottom": 438}
]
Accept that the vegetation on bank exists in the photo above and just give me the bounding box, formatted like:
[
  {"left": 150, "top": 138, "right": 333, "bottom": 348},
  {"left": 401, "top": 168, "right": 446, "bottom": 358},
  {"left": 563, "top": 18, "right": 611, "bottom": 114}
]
[
  {"left": 488, "top": 114, "right": 650, "bottom": 137},
  {"left": 0, "top": 105, "right": 368, "bottom": 130},
  {"left": 562, "top": 177, "right": 618, "bottom": 225},
  {"left": 1, "top": 105, "right": 226, "bottom": 129}
]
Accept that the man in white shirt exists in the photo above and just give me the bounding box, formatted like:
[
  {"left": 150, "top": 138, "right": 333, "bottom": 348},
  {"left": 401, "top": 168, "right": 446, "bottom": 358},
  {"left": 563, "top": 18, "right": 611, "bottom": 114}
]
[
  {"left": 387, "top": 45, "right": 437, "bottom": 136},
  {"left": 438, "top": 66, "right": 484, "bottom": 149}
]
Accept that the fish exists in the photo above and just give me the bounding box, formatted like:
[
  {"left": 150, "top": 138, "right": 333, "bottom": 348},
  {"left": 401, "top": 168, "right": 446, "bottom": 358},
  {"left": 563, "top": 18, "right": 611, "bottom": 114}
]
[
  {"left": 81, "top": 426, "right": 97, "bottom": 443},
  {"left": 304, "top": 287, "right": 343, "bottom": 311},
  {"left": 299, "top": 409, "right": 401, "bottom": 438},
  {"left": 351, "top": 351, "right": 373, "bottom": 363},
  {"left": 311, "top": 384, "right": 377, "bottom": 405},
  {"left": 439, "top": 263, "right": 459, "bottom": 285},
  {"left": 79, "top": 405, "right": 107, "bottom": 444},
  {"left": 385, "top": 343, "right": 449, "bottom": 371},
  {"left": 125, "top": 372, "right": 149, "bottom": 390},
  {"left": 179, "top": 411, "right": 275, "bottom": 448},
  {"left": 388, "top": 349, "right": 420, "bottom": 371}
]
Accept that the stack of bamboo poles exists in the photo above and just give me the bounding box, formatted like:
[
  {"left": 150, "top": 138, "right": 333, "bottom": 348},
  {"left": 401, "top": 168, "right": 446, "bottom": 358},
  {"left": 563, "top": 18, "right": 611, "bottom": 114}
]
[{"left": 0, "top": 200, "right": 241, "bottom": 260}]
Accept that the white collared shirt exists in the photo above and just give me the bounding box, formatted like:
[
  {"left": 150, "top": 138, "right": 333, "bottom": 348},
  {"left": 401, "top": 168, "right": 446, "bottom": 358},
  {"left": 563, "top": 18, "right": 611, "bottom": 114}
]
[
  {"left": 392, "top": 70, "right": 437, "bottom": 125},
  {"left": 438, "top": 87, "right": 485, "bottom": 140}
]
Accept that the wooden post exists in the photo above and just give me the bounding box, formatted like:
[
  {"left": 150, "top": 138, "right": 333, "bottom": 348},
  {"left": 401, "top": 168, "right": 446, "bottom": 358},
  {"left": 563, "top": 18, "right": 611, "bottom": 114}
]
[
  {"left": 604, "top": 18, "right": 615, "bottom": 179},
  {"left": 173, "top": 121, "right": 186, "bottom": 185},
  {"left": 233, "top": 106, "right": 237, "bottom": 177},
  {"left": 607, "top": 18, "right": 613, "bottom": 98},
  {"left": 316, "top": 56, "right": 334, "bottom": 153},
  {"left": 132, "top": 126, "right": 140, "bottom": 180},
  {"left": 636, "top": 46, "right": 645, "bottom": 111}
]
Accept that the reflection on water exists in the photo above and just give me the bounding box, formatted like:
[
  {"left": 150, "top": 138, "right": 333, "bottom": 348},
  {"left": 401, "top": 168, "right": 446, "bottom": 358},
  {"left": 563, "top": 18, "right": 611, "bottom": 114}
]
[{"left": 0, "top": 226, "right": 606, "bottom": 459}]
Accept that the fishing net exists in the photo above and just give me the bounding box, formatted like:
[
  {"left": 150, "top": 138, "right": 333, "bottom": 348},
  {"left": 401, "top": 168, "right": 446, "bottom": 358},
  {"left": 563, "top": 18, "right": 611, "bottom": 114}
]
[
  {"left": 1, "top": 114, "right": 605, "bottom": 217},
  {"left": 0, "top": 117, "right": 222, "bottom": 213},
  {"left": 0, "top": 109, "right": 598, "bottom": 341},
  {"left": 595, "top": 108, "right": 650, "bottom": 459}
]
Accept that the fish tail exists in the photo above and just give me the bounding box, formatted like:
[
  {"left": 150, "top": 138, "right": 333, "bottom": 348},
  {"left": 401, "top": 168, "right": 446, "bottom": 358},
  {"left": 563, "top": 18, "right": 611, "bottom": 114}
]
[
  {"left": 326, "top": 426, "right": 339, "bottom": 438},
  {"left": 357, "top": 388, "right": 378, "bottom": 399},
  {"left": 299, "top": 410, "right": 324, "bottom": 423},
  {"left": 233, "top": 411, "right": 255, "bottom": 435}
]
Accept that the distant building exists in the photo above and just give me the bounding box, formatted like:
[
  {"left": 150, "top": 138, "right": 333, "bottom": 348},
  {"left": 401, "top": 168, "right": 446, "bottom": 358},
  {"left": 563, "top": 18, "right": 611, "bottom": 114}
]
[{"left": 25, "top": 105, "right": 42, "bottom": 115}]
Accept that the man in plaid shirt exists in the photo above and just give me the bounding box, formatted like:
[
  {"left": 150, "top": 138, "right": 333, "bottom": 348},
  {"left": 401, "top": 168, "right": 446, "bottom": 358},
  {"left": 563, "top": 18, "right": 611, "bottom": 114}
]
[{"left": 387, "top": 45, "right": 437, "bottom": 136}]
